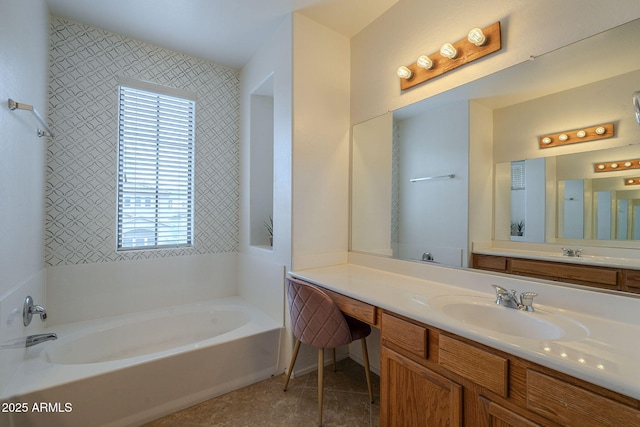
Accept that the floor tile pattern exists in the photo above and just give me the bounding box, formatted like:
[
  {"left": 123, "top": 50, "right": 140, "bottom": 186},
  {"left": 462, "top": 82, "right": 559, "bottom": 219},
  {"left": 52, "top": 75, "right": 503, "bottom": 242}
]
[{"left": 145, "top": 358, "right": 380, "bottom": 427}]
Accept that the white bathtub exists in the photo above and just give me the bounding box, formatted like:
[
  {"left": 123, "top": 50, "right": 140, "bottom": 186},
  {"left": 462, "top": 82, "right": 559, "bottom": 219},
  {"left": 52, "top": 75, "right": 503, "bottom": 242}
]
[{"left": 1, "top": 297, "right": 283, "bottom": 427}]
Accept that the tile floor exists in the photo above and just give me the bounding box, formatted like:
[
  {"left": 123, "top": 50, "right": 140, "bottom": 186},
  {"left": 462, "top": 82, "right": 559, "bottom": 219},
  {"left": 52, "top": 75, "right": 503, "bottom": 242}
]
[{"left": 144, "top": 358, "right": 380, "bottom": 427}]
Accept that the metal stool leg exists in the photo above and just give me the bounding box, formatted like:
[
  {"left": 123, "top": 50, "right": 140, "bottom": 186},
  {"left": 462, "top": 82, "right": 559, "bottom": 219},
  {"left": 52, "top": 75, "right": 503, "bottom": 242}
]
[
  {"left": 361, "top": 338, "right": 374, "bottom": 403},
  {"left": 318, "top": 348, "right": 324, "bottom": 426},
  {"left": 283, "top": 339, "right": 301, "bottom": 391}
]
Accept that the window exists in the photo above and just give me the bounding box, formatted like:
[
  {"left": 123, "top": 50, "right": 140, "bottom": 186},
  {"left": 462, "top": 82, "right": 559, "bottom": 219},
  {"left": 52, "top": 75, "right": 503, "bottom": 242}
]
[
  {"left": 511, "top": 160, "right": 526, "bottom": 191},
  {"left": 117, "top": 79, "right": 196, "bottom": 250}
]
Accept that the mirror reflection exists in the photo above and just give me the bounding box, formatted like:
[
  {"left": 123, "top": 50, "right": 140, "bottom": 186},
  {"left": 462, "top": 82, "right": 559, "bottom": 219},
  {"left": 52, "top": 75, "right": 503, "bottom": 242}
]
[
  {"left": 497, "top": 145, "right": 640, "bottom": 244},
  {"left": 351, "top": 18, "right": 640, "bottom": 266},
  {"left": 351, "top": 103, "right": 469, "bottom": 267}
]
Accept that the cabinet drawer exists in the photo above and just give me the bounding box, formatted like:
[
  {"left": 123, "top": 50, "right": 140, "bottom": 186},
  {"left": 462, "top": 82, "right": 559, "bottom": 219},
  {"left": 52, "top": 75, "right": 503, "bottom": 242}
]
[
  {"left": 527, "top": 370, "right": 640, "bottom": 426},
  {"left": 510, "top": 259, "right": 618, "bottom": 287},
  {"left": 321, "top": 287, "right": 377, "bottom": 326},
  {"left": 439, "top": 335, "right": 508, "bottom": 397},
  {"left": 474, "top": 254, "right": 507, "bottom": 271},
  {"left": 623, "top": 269, "right": 640, "bottom": 293},
  {"left": 381, "top": 313, "right": 428, "bottom": 359}
]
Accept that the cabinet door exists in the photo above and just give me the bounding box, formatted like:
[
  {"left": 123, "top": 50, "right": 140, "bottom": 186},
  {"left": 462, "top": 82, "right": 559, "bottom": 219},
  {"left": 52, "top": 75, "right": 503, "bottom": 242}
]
[
  {"left": 381, "top": 347, "right": 462, "bottom": 427},
  {"left": 473, "top": 254, "right": 508, "bottom": 272},
  {"left": 478, "top": 396, "right": 546, "bottom": 427}
]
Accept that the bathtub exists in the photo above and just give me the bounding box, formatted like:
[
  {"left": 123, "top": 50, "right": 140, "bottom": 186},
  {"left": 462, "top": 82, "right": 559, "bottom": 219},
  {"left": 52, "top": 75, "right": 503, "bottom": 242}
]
[{"left": 1, "top": 297, "right": 283, "bottom": 427}]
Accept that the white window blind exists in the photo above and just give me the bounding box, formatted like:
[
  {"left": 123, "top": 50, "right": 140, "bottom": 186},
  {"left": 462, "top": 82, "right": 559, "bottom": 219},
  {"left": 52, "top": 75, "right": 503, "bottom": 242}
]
[{"left": 117, "top": 83, "right": 195, "bottom": 250}]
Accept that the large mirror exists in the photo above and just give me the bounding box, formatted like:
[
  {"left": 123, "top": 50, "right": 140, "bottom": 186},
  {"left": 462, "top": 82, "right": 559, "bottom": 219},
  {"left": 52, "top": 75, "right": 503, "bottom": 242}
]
[
  {"left": 496, "top": 145, "right": 640, "bottom": 245},
  {"left": 351, "top": 18, "right": 640, "bottom": 266}
]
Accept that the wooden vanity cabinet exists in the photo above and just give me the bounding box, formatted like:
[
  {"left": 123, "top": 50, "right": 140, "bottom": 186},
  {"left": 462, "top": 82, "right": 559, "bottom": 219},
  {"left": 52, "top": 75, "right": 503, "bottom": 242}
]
[
  {"left": 471, "top": 253, "right": 634, "bottom": 292},
  {"left": 380, "top": 310, "right": 640, "bottom": 427},
  {"left": 622, "top": 269, "right": 640, "bottom": 294}
]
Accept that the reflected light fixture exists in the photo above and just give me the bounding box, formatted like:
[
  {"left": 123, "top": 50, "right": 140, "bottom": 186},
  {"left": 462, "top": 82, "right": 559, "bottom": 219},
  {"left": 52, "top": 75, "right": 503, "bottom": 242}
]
[
  {"left": 594, "top": 158, "right": 640, "bottom": 173},
  {"left": 397, "top": 21, "right": 502, "bottom": 91},
  {"left": 539, "top": 123, "right": 614, "bottom": 149},
  {"left": 397, "top": 65, "right": 413, "bottom": 80},
  {"left": 468, "top": 28, "right": 487, "bottom": 46},
  {"left": 625, "top": 177, "right": 640, "bottom": 186},
  {"left": 416, "top": 55, "right": 434, "bottom": 70},
  {"left": 440, "top": 43, "right": 458, "bottom": 59}
]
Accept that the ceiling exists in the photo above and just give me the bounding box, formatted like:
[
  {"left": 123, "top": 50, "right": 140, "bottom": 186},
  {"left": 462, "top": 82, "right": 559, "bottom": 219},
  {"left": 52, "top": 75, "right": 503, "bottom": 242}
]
[{"left": 46, "top": 0, "right": 399, "bottom": 69}]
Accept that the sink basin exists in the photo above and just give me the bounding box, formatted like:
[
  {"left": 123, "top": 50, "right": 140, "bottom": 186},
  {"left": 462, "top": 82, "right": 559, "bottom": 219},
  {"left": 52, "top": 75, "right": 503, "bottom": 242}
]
[{"left": 431, "top": 295, "right": 589, "bottom": 341}]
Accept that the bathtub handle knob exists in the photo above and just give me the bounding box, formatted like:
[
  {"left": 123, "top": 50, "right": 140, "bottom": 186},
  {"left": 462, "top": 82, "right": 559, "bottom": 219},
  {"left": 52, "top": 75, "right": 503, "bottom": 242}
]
[{"left": 23, "top": 296, "right": 48, "bottom": 326}]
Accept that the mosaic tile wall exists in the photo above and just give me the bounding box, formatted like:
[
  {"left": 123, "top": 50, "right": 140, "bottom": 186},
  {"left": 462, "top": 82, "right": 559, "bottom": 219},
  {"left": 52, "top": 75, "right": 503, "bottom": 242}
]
[{"left": 46, "top": 17, "right": 240, "bottom": 265}]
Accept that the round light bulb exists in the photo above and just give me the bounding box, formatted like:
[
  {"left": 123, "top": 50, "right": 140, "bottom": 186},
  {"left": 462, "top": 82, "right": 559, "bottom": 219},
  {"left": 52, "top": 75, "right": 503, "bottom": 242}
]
[
  {"left": 595, "top": 126, "right": 606, "bottom": 135},
  {"left": 542, "top": 137, "right": 552, "bottom": 144},
  {"left": 416, "top": 55, "right": 433, "bottom": 70},
  {"left": 625, "top": 161, "right": 632, "bottom": 167},
  {"left": 467, "top": 28, "right": 487, "bottom": 46},
  {"left": 597, "top": 164, "right": 605, "bottom": 170},
  {"left": 440, "top": 43, "right": 457, "bottom": 59},
  {"left": 559, "top": 133, "right": 568, "bottom": 141},
  {"left": 396, "top": 66, "right": 413, "bottom": 80},
  {"left": 577, "top": 130, "right": 586, "bottom": 138},
  {"left": 628, "top": 179, "right": 636, "bottom": 184},
  {"left": 611, "top": 163, "right": 619, "bottom": 168}
]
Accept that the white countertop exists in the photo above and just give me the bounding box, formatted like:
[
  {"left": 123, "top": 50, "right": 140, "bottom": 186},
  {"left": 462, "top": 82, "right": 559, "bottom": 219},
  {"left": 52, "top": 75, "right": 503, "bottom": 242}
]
[
  {"left": 291, "top": 255, "right": 640, "bottom": 400},
  {"left": 474, "top": 247, "right": 640, "bottom": 270}
]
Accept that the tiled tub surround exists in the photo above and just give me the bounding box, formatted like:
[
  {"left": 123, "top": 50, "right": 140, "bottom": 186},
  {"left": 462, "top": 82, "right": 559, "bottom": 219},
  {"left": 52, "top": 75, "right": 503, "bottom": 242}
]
[
  {"left": 291, "top": 252, "right": 640, "bottom": 401},
  {"left": 1, "top": 298, "right": 282, "bottom": 427}
]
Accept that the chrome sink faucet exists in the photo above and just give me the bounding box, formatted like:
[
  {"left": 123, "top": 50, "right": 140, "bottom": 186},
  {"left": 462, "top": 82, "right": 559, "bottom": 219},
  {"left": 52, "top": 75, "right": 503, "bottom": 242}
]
[
  {"left": 562, "top": 248, "right": 582, "bottom": 257},
  {"left": 492, "top": 285, "right": 538, "bottom": 312}
]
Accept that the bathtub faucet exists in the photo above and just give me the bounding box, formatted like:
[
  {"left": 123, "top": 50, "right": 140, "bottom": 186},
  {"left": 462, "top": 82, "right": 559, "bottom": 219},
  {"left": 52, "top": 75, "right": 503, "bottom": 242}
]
[
  {"left": 26, "top": 333, "right": 58, "bottom": 348},
  {"left": 23, "top": 295, "right": 48, "bottom": 326}
]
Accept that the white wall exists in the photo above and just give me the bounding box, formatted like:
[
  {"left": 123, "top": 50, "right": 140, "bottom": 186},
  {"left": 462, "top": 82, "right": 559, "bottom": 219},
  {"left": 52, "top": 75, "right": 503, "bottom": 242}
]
[
  {"left": 351, "top": 112, "right": 393, "bottom": 256},
  {"left": 292, "top": 13, "right": 351, "bottom": 270},
  {"left": 239, "top": 15, "right": 293, "bottom": 373},
  {"left": 0, "top": 0, "right": 49, "bottom": 397},
  {"left": 240, "top": 16, "right": 292, "bottom": 270},
  {"left": 350, "top": 0, "right": 640, "bottom": 125},
  {"left": 46, "top": 253, "right": 238, "bottom": 325}
]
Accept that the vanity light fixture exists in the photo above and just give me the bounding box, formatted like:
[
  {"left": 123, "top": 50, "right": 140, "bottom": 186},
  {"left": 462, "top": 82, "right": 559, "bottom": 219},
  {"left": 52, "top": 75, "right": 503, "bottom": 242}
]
[
  {"left": 594, "top": 158, "right": 640, "bottom": 173},
  {"left": 416, "top": 55, "right": 434, "bottom": 70},
  {"left": 624, "top": 177, "right": 640, "bottom": 186},
  {"left": 467, "top": 28, "right": 487, "bottom": 46},
  {"left": 539, "top": 123, "right": 614, "bottom": 149},
  {"left": 398, "top": 21, "right": 502, "bottom": 91},
  {"left": 440, "top": 43, "right": 458, "bottom": 59},
  {"left": 397, "top": 66, "right": 413, "bottom": 80}
]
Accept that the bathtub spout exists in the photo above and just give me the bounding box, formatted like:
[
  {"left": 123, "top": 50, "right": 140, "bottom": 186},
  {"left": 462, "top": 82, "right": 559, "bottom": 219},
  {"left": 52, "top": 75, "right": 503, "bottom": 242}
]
[{"left": 26, "top": 333, "right": 58, "bottom": 348}]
